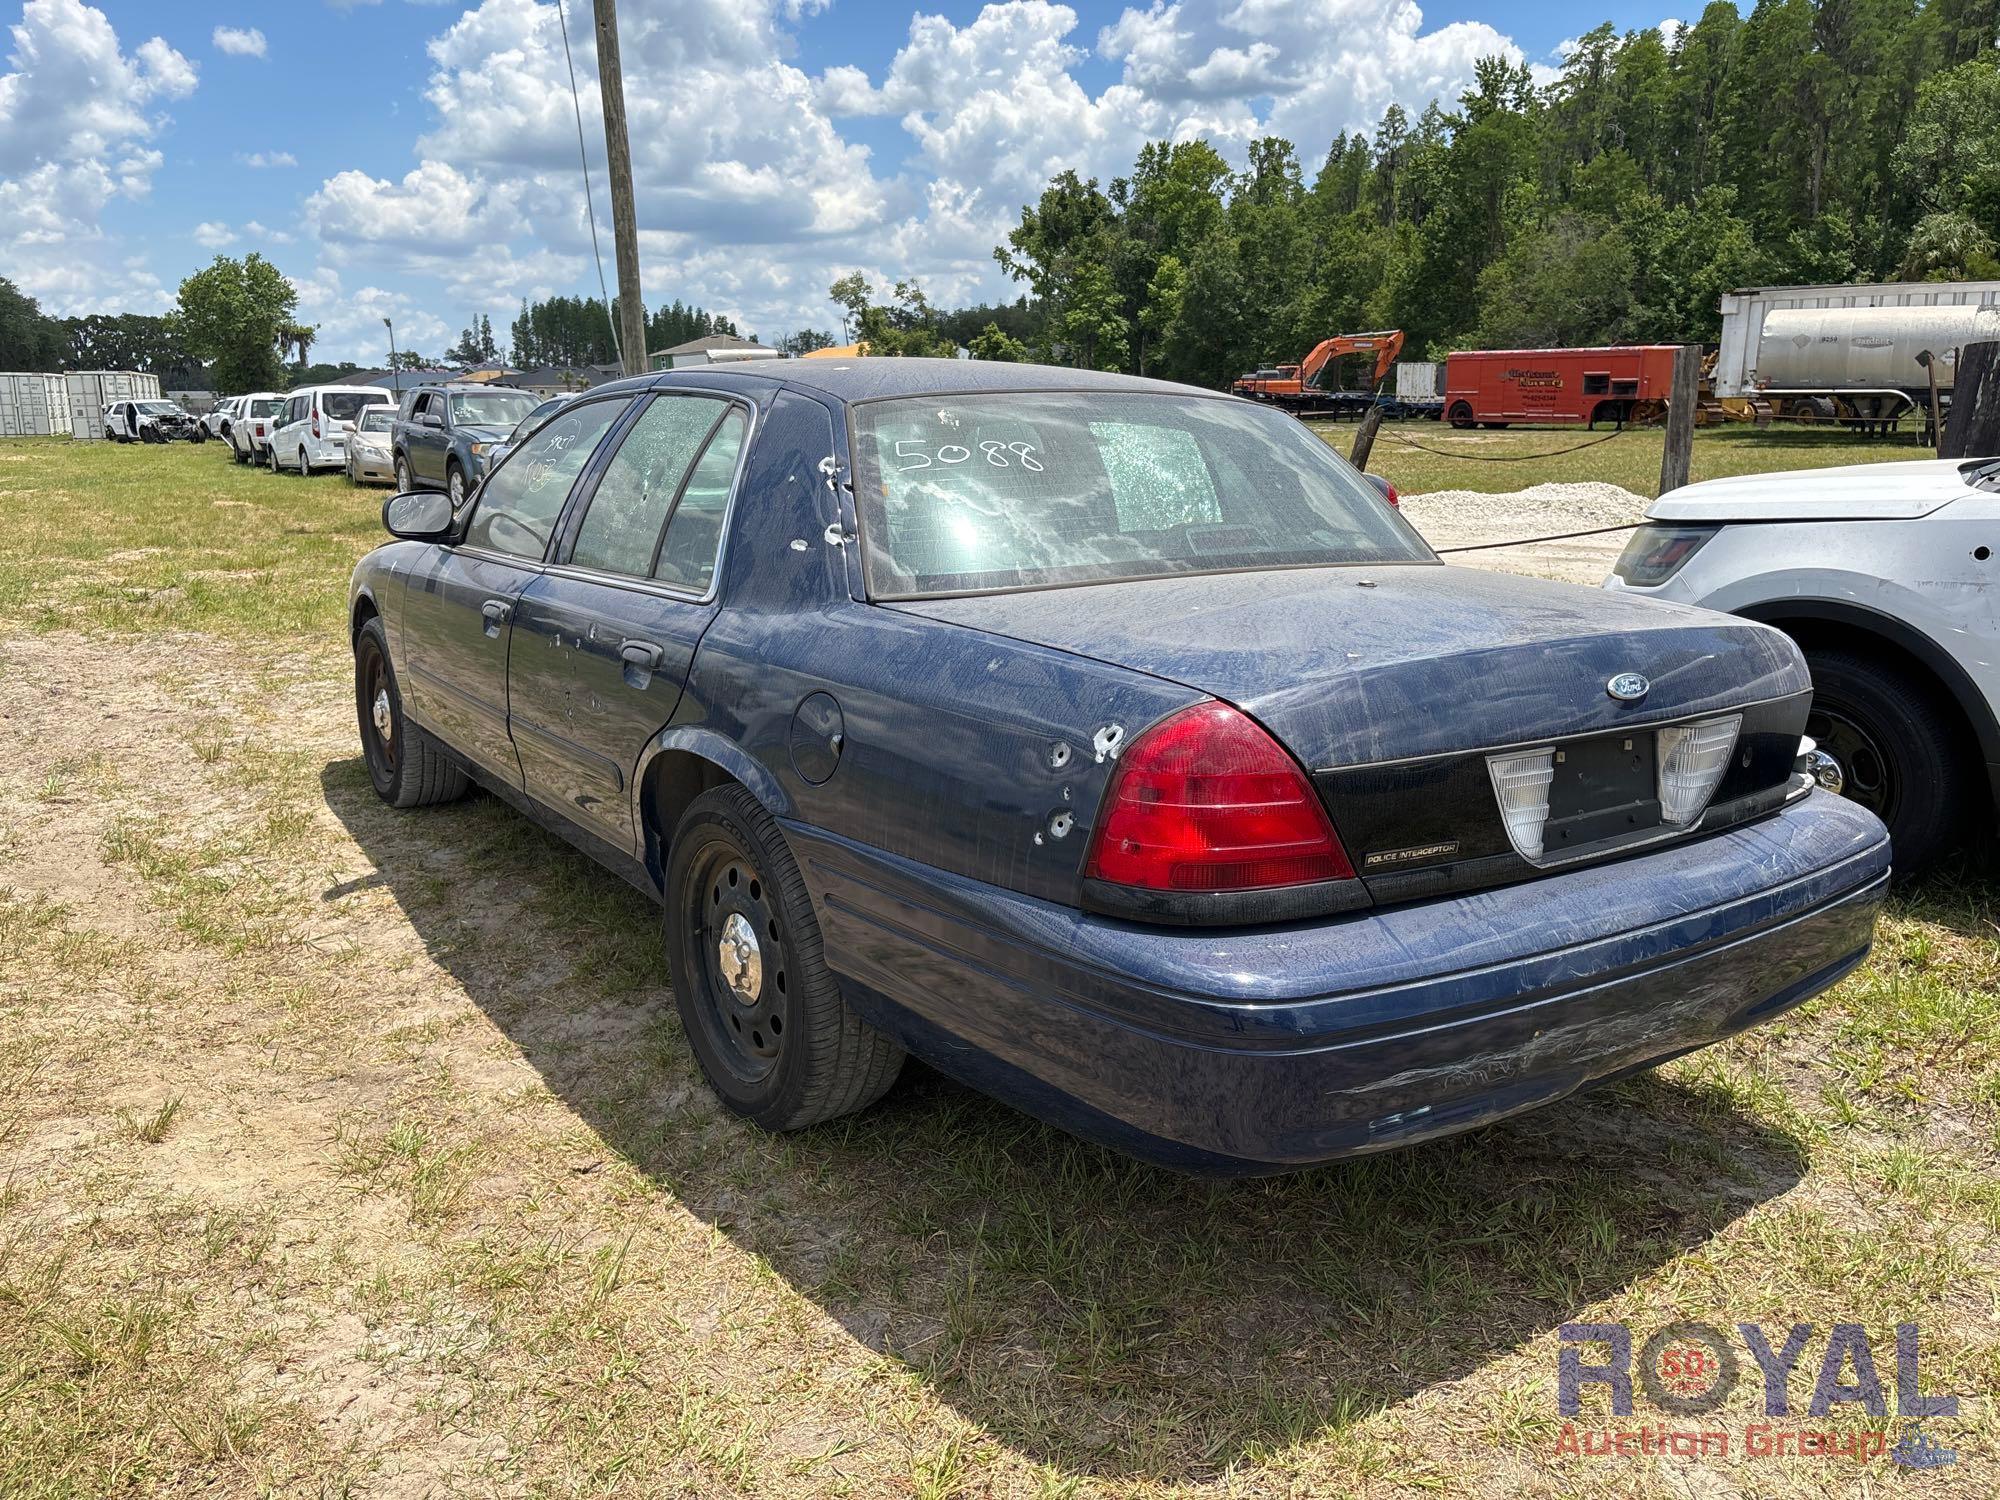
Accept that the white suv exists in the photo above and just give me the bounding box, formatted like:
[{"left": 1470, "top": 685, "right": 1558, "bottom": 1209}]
[
  {"left": 268, "top": 385, "right": 392, "bottom": 475},
  {"left": 1606, "top": 457, "right": 2000, "bottom": 872}
]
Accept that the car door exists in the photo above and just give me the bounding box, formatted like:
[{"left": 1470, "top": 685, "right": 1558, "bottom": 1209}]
[
  {"left": 397, "top": 397, "right": 637, "bottom": 787},
  {"left": 509, "top": 392, "right": 750, "bottom": 849},
  {"left": 273, "top": 396, "right": 303, "bottom": 464},
  {"left": 414, "top": 393, "right": 452, "bottom": 486}
]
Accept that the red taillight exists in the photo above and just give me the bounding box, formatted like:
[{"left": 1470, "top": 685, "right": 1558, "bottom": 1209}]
[
  {"left": 312, "top": 413, "right": 322, "bottom": 438},
  {"left": 1382, "top": 483, "right": 1399, "bottom": 508},
  {"left": 1083, "top": 702, "right": 1354, "bottom": 893}
]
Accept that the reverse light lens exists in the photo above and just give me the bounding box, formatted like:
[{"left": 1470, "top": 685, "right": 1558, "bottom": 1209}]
[
  {"left": 1657, "top": 714, "right": 1741, "bottom": 825},
  {"left": 1613, "top": 524, "right": 1717, "bottom": 586},
  {"left": 1487, "top": 748, "right": 1556, "bottom": 861},
  {"left": 1083, "top": 702, "right": 1354, "bottom": 893}
]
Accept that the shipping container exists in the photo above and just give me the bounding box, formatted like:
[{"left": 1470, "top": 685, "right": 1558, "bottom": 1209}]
[
  {"left": 1442, "top": 346, "right": 1681, "bottom": 428},
  {"left": 1714, "top": 280, "right": 2000, "bottom": 399},
  {"left": 0, "top": 372, "right": 72, "bottom": 437},
  {"left": 1393, "top": 361, "right": 1442, "bottom": 400},
  {"left": 65, "top": 370, "right": 162, "bottom": 441}
]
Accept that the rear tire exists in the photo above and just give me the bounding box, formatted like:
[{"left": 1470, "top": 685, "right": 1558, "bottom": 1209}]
[
  {"left": 298, "top": 446, "right": 311, "bottom": 478},
  {"left": 664, "top": 785, "right": 905, "bottom": 1131},
  {"left": 354, "top": 617, "right": 469, "bottom": 809},
  {"left": 1803, "top": 647, "right": 1971, "bottom": 877},
  {"left": 396, "top": 455, "right": 413, "bottom": 492}
]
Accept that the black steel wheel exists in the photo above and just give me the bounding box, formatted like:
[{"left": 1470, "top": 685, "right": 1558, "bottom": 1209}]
[
  {"left": 1448, "top": 400, "right": 1475, "bottom": 430},
  {"left": 665, "top": 786, "right": 904, "bottom": 1130},
  {"left": 1803, "top": 647, "right": 1970, "bottom": 876},
  {"left": 353, "top": 617, "right": 468, "bottom": 808}
]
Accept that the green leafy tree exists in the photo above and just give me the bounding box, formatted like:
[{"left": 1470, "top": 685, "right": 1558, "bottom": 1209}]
[
  {"left": 172, "top": 255, "right": 296, "bottom": 392},
  {"left": 1473, "top": 214, "right": 1637, "bottom": 347},
  {"left": 967, "top": 322, "right": 1028, "bottom": 361},
  {"left": 0, "top": 279, "right": 68, "bottom": 370}
]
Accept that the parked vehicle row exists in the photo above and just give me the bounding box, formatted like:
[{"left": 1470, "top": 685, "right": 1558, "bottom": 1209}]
[{"left": 347, "top": 359, "right": 1889, "bottom": 1176}]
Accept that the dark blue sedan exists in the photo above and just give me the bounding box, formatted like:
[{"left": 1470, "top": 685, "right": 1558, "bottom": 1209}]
[{"left": 349, "top": 360, "right": 1889, "bottom": 1174}]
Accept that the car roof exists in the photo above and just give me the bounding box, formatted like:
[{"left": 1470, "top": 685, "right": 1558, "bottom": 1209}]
[{"left": 591, "top": 357, "right": 1226, "bottom": 406}]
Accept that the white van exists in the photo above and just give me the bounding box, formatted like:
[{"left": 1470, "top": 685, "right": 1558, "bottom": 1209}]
[{"left": 268, "top": 385, "right": 393, "bottom": 475}]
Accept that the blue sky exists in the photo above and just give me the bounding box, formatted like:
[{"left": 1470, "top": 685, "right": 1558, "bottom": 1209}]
[{"left": 4, "top": 0, "right": 1686, "bottom": 364}]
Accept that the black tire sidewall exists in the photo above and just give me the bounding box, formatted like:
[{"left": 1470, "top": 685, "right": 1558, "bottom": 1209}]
[
  {"left": 664, "top": 789, "right": 825, "bottom": 1127},
  {"left": 1807, "top": 649, "right": 1965, "bottom": 874},
  {"left": 354, "top": 619, "right": 406, "bottom": 803}
]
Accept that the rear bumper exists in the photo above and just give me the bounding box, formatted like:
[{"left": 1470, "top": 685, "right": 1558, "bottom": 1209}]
[{"left": 790, "top": 794, "right": 1889, "bottom": 1173}]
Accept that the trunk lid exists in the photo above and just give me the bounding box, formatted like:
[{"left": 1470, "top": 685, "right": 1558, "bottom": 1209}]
[
  {"left": 1649, "top": 458, "right": 1982, "bottom": 523},
  {"left": 888, "top": 563, "right": 1806, "bottom": 769}
]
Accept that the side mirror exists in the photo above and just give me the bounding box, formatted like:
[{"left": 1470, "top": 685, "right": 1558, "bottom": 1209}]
[
  {"left": 420, "top": 411, "right": 444, "bottom": 429},
  {"left": 382, "top": 490, "right": 455, "bottom": 541}
]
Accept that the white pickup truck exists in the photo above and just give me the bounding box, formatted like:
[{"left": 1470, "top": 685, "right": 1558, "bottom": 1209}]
[{"left": 1607, "top": 458, "right": 2000, "bottom": 872}]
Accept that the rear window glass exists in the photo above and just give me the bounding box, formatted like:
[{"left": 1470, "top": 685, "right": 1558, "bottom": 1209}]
[
  {"left": 850, "top": 392, "right": 1433, "bottom": 597},
  {"left": 449, "top": 390, "right": 537, "bottom": 428},
  {"left": 320, "top": 392, "right": 383, "bottom": 421}
]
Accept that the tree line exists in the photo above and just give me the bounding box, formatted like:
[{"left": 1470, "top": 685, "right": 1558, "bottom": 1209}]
[{"left": 918, "top": 10, "right": 2000, "bottom": 387}]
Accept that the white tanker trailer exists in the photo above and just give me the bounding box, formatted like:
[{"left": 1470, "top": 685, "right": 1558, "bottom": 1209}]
[{"left": 1712, "top": 281, "right": 2000, "bottom": 429}]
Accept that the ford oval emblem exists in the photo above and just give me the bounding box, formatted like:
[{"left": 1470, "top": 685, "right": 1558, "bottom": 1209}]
[{"left": 1607, "top": 672, "right": 1650, "bottom": 702}]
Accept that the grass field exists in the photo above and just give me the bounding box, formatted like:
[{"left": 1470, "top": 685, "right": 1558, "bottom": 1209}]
[
  {"left": 1, "top": 433, "right": 1995, "bottom": 1497},
  {"left": 1315, "top": 418, "right": 1932, "bottom": 498}
]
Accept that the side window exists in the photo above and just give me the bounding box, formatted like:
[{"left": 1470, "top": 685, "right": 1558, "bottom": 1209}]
[
  {"left": 654, "top": 408, "right": 747, "bottom": 590},
  {"left": 569, "top": 395, "right": 729, "bottom": 578},
  {"left": 464, "top": 398, "right": 632, "bottom": 561}
]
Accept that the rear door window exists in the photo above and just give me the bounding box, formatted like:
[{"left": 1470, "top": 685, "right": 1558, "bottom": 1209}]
[
  {"left": 568, "top": 395, "right": 730, "bottom": 579},
  {"left": 654, "top": 408, "right": 748, "bottom": 591}
]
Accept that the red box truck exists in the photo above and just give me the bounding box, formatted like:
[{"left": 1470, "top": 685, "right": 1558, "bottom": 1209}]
[{"left": 1442, "top": 346, "right": 1680, "bottom": 428}]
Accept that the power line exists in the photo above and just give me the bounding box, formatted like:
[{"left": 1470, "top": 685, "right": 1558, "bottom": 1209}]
[{"left": 555, "top": 0, "right": 620, "bottom": 369}]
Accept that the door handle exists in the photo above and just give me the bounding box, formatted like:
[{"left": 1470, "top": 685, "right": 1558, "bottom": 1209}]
[
  {"left": 620, "top": 639, "right": 665, "bottom": 670},
  {"left": 481, "top": 599, "right": 510, "bottom": 622}
]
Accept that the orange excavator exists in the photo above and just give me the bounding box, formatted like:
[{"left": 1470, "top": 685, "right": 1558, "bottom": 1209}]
[{"left": 1232, "top": 329, "right": 1405, "bottom": 412}]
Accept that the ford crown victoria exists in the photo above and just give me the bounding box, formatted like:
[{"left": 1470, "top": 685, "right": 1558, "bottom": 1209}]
[{"left": 348, "top": 361, "right": 1889, "bottom": 1173}]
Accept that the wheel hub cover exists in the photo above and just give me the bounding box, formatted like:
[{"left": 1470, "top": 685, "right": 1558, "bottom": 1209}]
[
  {"left": 371, "top": 688, "right": 393, "bottom": 740},
  {"left": 718, "top": 912, "right": 762, "bottom": 1003}
]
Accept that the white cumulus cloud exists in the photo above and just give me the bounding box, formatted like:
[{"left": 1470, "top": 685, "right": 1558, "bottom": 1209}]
[
  {"left": 0, "top": 0, "right": 197, "bottom": 313},
  {"left": 192, "top": 220, "right": 235, "bottom": 248},
  {"left": 211, "top": 25, "right": 265, "bottom": 59}
]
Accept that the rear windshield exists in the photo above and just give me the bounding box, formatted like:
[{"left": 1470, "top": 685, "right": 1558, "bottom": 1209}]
[
  {"left": 449, "top": 390, "right": 537, "bottom": 427},
  {"left": 320, "top": 392, "right": 384, "bottom": 421},
  {"left": 249, "top": 398, "right": 285, "bottom": 417},
  {"left": 850, "top": 392, "right": 1433, "bottom": 597}
]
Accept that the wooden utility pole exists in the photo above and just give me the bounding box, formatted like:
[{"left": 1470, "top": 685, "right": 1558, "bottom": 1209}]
[
  {"left": 593, "top": 0, "right": 648, "bottom": 376},
  {"left": 1658, "top": 343, "right": 1700, "bottom": 496},
  {"left": 1941, "top": 341, "right": 2000, "bottom": 459},
  {"left": 1918, "top": 349, "right": 1944, "bottom": 452},
  {"left": 1350, "top": 402, "right": 1386, "bottom": 471}
]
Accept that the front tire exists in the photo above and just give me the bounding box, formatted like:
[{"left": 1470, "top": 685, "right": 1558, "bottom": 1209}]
[
  {"left": 354, "top": 617, "right": 469, "bottom": 808},
  {"left": 664, "top": 786, "right": 904, "bottom": 1131},
  {"left": 1803, "top": 647, "right": 1971, "bottom": 876},
  {"left": 447, "top": 463, "right": 467, "bottom": 509},
  {"left": 1449, "top": 401, "right": 1475, "bottom": 430},
  {"left": 267, "top": 443, "right": 280, "bottom": 473}
]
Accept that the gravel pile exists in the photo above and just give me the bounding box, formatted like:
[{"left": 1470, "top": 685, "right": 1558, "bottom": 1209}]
[{"left": 1397, "top": 480, "right": 1651, "bottom": 586}]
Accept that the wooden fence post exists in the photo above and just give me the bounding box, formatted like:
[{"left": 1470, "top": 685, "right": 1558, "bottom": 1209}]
[
  {"left": 1658, "top": 343, "right": 1699, "bottom": 496},
  {"left": 1350, "top": 402, "right": 1386, "bottom": 471},
  {"left": 1941, "top": 341, "right": 2000, "bottom": 460}
]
